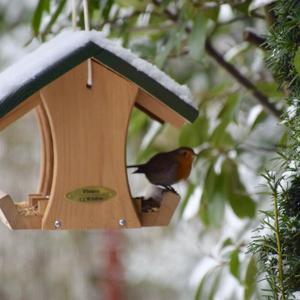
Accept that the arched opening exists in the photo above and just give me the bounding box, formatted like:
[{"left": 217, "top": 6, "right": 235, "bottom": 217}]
[
  {"left": 126, "top": 97, "right": 181, "bottom": 227},
  {"left": 0, "top": 110, "right": 41, "bottom": 203}
]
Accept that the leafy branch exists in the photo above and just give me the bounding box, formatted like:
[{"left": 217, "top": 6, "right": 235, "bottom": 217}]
[
  {"left": 147, "top": 2, "right": 282, "bottom": 119},
  {"left": 243, "top": 28, "right": 267, "bottom": 50},
  {"left": 204, "top": 39, "right": 282, "bottom": 119}
]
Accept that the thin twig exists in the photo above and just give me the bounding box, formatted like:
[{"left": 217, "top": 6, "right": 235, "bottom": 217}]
[
  {"left": 205, "top": 39, "right": 282, "bottom": 119},
  {"left": 152, "top": 0, "right": 179, "bottom": 22},
  {"left": 243, "top": 28, "right": 268, "bottom": 50},
  {"left": 98, "top": 10, "right": 165, "bottom": 29},
  {"left": 110, "top": 24, "right": 174, "bottom": 33},
  {"left": 238, "top": 143, "right": 277, "bottom": 152}
]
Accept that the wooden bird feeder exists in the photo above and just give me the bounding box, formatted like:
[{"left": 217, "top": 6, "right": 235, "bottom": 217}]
[{"left": 0, "top": 31, "right": 198, "bottom": 230}]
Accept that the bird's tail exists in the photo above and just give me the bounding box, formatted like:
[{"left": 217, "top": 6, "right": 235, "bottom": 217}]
[
  {"left": 126, "top": 164, "right": 145, "bottom": 173},
  {"left": 127, "top": 164, "right": 140, "bottom": 168}
]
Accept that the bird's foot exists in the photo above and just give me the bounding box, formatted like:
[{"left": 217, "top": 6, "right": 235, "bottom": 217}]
[{"left": 163, "top": 185, "right": 178, "bottom": 195}]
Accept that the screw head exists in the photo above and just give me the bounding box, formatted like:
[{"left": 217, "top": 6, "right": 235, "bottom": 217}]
[
  {"left": 54, "top": 220, "right": 62, "bottom": 229},
  {"left": 119, "top": 219, "right": 126, "bottom": 227}
]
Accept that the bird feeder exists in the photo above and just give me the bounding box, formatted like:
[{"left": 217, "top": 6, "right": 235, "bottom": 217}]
[{"left": 0, "top": 31, "right": 198, "bottom": 230}]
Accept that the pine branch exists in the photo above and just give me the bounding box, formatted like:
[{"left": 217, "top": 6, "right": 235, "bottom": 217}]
[
  {"left": 272, "top": 189, "right": 286, "bottom": 300},
  {"left": 205, "top": 39, "right": 282, "bottom": 119}
]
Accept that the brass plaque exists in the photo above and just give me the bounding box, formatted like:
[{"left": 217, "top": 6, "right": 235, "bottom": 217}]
[{"left": 66, "top": 186, "right": 116, "bottom": 202}]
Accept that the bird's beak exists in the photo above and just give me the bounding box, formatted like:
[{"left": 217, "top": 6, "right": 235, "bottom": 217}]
[{"left": 192, "top": 149, "right": 199, "bottom": 157}]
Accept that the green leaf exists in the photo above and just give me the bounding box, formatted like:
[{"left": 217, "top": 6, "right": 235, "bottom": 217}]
[
  {"left": 179, "top": 114, "right": 209, "bottom": 148},
  {"left": 210, "top": 94, "right": 239, "bottom": 147},
  {"left": 230, "top": 249, "right": 240, "bottom": 281},
  {"left": 244, "top": 256, "right": 257, "bottom": 300},
  {"left": 115, "top": 0, "right": 145, "bottom": 9},
  {"left": 102, "top": 0, "right": 114, "bottom": 20},
  {"left": 194, "top": 268, "right": 220, "bottom": 300},
  {"left": 208, "top": 270, "right": 222, "bottom": 300},
  {"left": 230, "top": 194, "right": 256, "bottom": 219},
  {"left": 210, "top": 122, "right": 227, "bottom": 147},
  {"left": 41, "top": 0, "right": 67, "bottom": 40},
  {"left": 210, "top": 122, "right": 234, "bottom": 148},
  {"left": 256, "top": 82, "right": 283, "bottom": 99},
  {"left": 32, "top": 0, "right": 50, "bottom": 36},
  {"left": 218, "top": 93, "right": 240, "bottom": 124},
  {"left": 203, "top": 5, "right": 219, "bottom": 22},
  {"left": 155, "top": 28, "right": 184, "bottom": 68},
  {"left": 188, "top": 12, "right": 207, "bottom": 61},
  {"left": 199, "top": 164, "right": 226, "bottom": 227},
  {"left": 208, "top": 176, "right": 226, "bottom": 227},
  {"left": 128, "top": 108, "right": 149, "bottom": 137},
  {"left": 194, "top": 272, "right": 209, "bottom": 300},
  {"left": 222, "top": 159, "right": 256, "bottom": 219},
  {"left": 234, "top": 0, "right": 251, "bottom": 14},
  {"left": 45, "top": 0, "right": 50, "bottom": 12},
  {"left": 199, "top": 164, "right": 215, "bottom": 226},
  {"left": 179, "top": 183, "right": 196, "bottom": 217},
  {"left": 249, "top": 110, "right": 266, "bottom": 132},
  {"left": 278, "top": 131, "right": 288, "bottom": 148},
  {"left": 294, "top": 47, "right": 300, "bottom": 78},
  {"left": 132, "top": 42, "right": 157, "bottom": 60},
  {"left": 222, "top": 238, "right": 233, "bottom": 248},
  {"left": 206, "top": 82, "right": 231, "bottom": 98}
]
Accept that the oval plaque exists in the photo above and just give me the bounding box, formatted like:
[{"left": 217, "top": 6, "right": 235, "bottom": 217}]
[{"left": 66, "top": 186, "right": 116, "bottom": 203}]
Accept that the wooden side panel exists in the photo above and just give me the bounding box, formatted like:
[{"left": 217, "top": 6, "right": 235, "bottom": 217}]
[
  {"left": 135, "top": 89, "right": 187, "bottom": 128},
  {"left": 38, "top": 200, "right": 48, "bottom": 215},
  {"left": 28, "top": 194, "right": 48, "bottom": 207},
  {"left": 35, "top": 103, "right": 54, "bottom": 196},
  {"left": 0, "top": 191, "right": 41, "bottom": 229},
  {"left": 141, "top": 192, "right": 180, "bottom": 227},
  {"left": 0, "top": 92, "right": 41, "bottom": 132},
  {"left": 41, "top": 61, "right": 141, "bottom": 229}
]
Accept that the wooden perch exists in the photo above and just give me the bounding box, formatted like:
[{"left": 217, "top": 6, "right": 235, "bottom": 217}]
[{"left": 141, "top": 191, "right": 180, "bottom": 227}]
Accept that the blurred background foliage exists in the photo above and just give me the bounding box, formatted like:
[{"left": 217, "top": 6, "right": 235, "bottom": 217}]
[{"left": 0, "top": 0, "right": 288, "bottom": 299}]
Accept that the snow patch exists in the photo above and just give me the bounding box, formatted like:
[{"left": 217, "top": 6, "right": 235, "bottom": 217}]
[{"left": 0, "top": 30, "right": 195, "bottom": 107}]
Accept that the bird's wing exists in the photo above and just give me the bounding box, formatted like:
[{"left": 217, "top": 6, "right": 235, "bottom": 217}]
[
  {"left": 143, "top": 154, "right": 179, "bottom": 185},
  {"left": 144, "top": 153, "right": 178, "bottom": 174}
]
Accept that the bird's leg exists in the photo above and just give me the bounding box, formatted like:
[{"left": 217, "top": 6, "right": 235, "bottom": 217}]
[
  {"left": 162, "top": 185, "right": 171, "bottom": 192},
  {"left": 169, "top": 186, "right": 178, "bottom": 194},
  {"left": 163, "top": 185, "right": 178, "bottom": 194}
]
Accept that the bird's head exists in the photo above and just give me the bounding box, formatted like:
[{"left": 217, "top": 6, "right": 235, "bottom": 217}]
[{"left": 176, "top": 147, "right": 198, "bottom": 160}]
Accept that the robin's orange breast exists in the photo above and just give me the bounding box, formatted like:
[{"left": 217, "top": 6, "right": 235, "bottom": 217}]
[{"left": 175, "top": 154, "right": 193, "bottom": 181}]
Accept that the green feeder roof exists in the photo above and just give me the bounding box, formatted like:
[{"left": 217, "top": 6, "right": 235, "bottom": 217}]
[{"left": 0, "top": 31, "right": 198, "bottom": 122}]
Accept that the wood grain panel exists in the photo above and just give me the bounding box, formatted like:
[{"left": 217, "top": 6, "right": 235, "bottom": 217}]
[
  {"left": 41, "top": 61, "right": 141, "bottom": 229},
  {"left": 135, "top": 89, "right": 186, "bottom": 128},
  {"left": 0, "top": 92, "right": 41, "bottom": 131}
]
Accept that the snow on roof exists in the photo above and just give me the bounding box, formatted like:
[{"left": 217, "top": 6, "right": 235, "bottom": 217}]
[{"left": 0, "top": 30, "right": 195, "bottom": 108}]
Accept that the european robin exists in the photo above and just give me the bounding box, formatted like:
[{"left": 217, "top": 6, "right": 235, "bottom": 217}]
[{"left": 127, "top": 147, "right": 197, "bottom": 191}]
